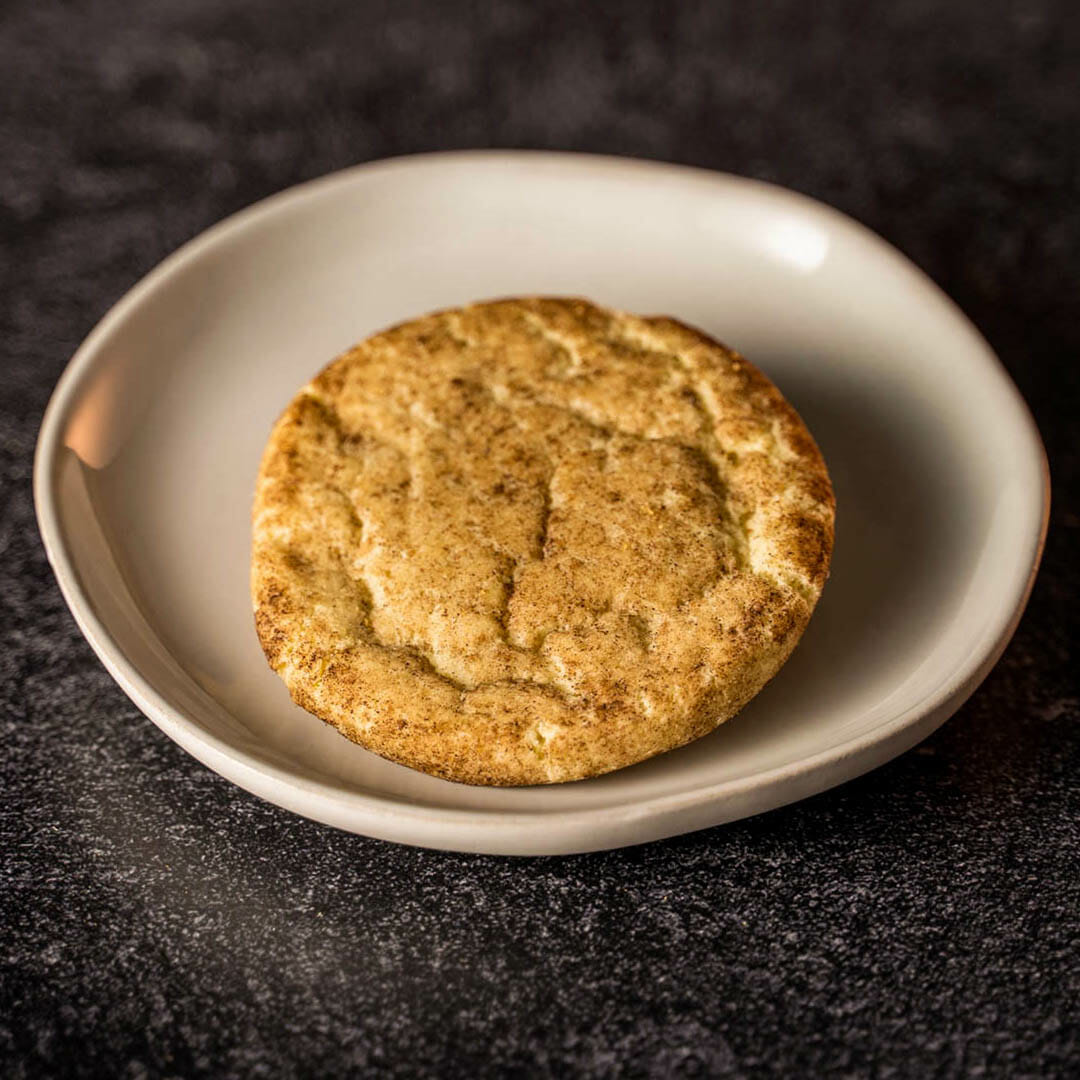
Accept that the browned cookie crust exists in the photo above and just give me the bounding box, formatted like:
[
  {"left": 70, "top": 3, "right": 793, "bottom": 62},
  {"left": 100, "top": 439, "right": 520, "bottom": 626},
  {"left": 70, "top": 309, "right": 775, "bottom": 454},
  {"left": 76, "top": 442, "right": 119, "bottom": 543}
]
[{"left": 252, "top": 298, "right": 835, "bottom": 785}]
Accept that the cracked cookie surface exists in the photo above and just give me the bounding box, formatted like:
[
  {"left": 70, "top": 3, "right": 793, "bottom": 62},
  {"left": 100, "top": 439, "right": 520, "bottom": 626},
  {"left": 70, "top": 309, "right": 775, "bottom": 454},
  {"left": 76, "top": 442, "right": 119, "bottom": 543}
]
[{"left": 251, "top": 298, "right": 835, "bottom": 785}]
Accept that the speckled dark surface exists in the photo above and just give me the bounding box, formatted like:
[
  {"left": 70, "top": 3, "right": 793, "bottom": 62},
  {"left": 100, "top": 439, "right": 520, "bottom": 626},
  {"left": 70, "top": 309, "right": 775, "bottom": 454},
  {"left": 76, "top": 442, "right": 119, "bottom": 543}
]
[{"left": 3, "top": 1, "right": 1078, "bottom": 1076}]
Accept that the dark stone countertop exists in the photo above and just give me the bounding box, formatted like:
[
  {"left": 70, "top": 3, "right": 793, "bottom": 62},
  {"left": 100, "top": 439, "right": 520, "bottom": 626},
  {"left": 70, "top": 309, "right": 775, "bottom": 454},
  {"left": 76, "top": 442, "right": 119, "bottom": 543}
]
[{"left": 2, "top": 1, "right": 1077, "bottom": 1076}]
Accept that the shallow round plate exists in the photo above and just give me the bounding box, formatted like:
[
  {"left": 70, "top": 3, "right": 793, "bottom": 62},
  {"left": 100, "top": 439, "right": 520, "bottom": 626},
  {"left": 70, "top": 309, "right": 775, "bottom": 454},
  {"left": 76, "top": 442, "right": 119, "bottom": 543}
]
[{"left": 35, "top": 152, "right": 1048, "bottom": 855}]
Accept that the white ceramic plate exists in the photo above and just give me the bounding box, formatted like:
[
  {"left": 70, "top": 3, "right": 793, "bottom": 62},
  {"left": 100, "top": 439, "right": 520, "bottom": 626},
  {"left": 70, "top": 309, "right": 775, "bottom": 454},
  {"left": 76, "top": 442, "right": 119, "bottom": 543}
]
[{"left": 35, "top": 152, "right": 1048, "bottom": 855}]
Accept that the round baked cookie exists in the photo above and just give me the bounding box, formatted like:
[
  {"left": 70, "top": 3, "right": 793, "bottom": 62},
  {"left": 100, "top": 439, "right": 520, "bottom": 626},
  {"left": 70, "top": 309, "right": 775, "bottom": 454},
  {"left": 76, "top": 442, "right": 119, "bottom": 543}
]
[{"left": 252, "top": 298, "right": 834, "bottom": 785}]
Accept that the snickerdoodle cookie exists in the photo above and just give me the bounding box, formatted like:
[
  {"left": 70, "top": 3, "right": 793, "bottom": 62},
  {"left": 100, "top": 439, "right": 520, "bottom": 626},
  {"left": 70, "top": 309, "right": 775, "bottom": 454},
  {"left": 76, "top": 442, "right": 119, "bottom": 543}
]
[{"left": 252, "top": 298, "right": 834, "bottom": 785}]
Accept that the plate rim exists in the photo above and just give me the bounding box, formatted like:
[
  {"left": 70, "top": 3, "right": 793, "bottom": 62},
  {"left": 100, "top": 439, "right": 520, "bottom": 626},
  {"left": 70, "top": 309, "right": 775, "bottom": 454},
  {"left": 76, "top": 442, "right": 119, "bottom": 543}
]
[{"left": 33, "top": 150, "right": 1051, "bottom": 854}]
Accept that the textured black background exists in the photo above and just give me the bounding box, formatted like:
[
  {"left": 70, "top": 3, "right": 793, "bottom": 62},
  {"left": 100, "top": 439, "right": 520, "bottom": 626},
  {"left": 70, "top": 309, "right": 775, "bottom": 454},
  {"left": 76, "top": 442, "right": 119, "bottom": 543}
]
[{"left": 3, "top": 1, "right": 1079, "bottom": 1076}]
